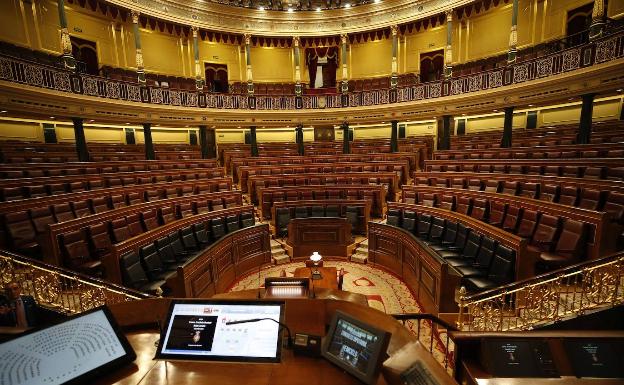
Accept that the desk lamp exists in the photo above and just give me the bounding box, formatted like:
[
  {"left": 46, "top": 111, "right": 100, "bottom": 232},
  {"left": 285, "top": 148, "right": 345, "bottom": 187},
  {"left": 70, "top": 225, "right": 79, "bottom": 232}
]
[{"left": 310, "top": 251, "right": 323, "bottom": 280}]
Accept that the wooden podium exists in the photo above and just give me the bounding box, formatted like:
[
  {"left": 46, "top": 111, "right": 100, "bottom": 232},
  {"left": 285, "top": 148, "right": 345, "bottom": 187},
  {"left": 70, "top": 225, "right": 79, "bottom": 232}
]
[{"left": 286, "top": 218, "right": 353, "bottom": 259}]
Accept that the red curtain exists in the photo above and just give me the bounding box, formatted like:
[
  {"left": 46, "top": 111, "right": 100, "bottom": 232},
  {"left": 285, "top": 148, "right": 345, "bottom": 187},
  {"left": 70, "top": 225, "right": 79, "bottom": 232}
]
[{"left": 305, "top": 46, "right": 338, "bottom": 88}]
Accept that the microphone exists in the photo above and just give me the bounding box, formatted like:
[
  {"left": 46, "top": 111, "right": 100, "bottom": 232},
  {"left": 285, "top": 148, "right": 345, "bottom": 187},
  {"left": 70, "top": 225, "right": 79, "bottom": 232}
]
[{"left": 226, "top": 318, "right": 293, "bottom": 348}]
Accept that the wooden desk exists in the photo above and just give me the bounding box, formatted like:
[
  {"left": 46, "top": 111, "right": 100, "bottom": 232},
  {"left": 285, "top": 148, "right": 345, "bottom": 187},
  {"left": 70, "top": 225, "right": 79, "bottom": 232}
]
[
  {"left": 294, "top": 267, "right": 338, "bottom": 290},
  {"left": 287, "top": 218, "right": 353, "bottom": 259},
  {"left": 99, "top": 297, "right": 452, "bottom": 385}
]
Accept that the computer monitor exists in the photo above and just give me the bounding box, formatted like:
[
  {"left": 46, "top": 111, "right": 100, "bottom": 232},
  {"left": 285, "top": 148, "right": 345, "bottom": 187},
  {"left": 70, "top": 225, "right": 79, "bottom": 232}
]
[
  {"left": 155, "top": 299, "right": 285, "bottom": 363},
  {"left": 481, "top": 338, "right": 559, "bottom": 378},
  {"left": 321, "top": 310, "right": 391, "bottom": 385},
  {"left": 0, "top": 306, "right": 136, "bottom": 385}
]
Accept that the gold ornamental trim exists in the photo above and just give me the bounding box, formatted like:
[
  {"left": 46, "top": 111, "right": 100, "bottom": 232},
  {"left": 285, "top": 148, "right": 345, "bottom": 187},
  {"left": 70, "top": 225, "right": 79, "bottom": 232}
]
[{"left": 107, "top": 0, "right": 475, "bottom": 37}]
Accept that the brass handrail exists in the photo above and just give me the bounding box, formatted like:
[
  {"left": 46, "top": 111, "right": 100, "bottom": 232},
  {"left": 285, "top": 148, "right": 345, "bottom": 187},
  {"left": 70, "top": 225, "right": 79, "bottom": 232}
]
[
  {"left": 457, "top": 253, "right": 624, "bottom": 331},
  {"left": 0, "top": 250, "right": 153, "bottom": 314}
]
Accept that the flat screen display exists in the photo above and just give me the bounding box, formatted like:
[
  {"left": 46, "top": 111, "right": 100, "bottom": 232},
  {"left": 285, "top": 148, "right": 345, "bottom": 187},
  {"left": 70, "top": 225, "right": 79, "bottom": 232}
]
[
  {"left": 481, "top": 339, "right": 559, "bottom": 378},
  {"left": 321, "top": 310, "right": 391, "bottom": 385},
  {"left": 156, "top": 300, "right": 284, "bottom": 363},
  {"left": 565, "top": 339, "right": 624, "bottom": 378},
  {"left": 0, "top": 306, "right": 135, "bottom": 385}
]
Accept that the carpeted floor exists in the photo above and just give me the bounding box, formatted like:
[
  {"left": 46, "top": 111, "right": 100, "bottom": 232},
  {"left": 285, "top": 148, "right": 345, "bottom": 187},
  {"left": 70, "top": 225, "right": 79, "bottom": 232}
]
[{"left": 228, "top": 260, "right": 423, "bottom": 315}]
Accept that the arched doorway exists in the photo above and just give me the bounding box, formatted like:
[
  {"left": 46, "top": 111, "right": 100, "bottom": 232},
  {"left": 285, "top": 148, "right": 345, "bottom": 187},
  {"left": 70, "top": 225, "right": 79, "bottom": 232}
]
[
  {"left": 204, "top": 63, "right": 229, "bottom": 93},
  {"left": 70, "top": 36, "right": 99, "bottom": 75},
  {"left": 566, "top": 2, "right": 595, "bottom": 46},
  {"left": 419, "top": 49, "right": 444, "bottom": 83}
]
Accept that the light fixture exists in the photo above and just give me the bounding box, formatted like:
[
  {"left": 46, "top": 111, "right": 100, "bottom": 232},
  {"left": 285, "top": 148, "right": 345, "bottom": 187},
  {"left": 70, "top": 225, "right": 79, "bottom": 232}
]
[
  {"left": 374, "top": 0, "right": 381, "bottom": 3},
  {"left": 345, "top": 3, "right": 351, "bottom": 7},
  {"left": 617, "top": 88, "right": 623, "bottom": 93},
  {"left": 528, "top": 104, "right": 534, "bottom": 107},
  {"left": 316, "top": 6, "right": 321, "bottom": 11},
  {"left": 125, "top": 122, "right": 130, "bottom": 125},
  {"left": 259, "top": 5, "right": 265, "bottom": 10},
  {"left": 89, "top": 119, "right": 95, "bottom": 122},
  {"left": 287, "top": 7, "right": 293, "bottom": 12},
  {"left": 49, "top": 116, "right": 55, "bottom": 119},
  {"left": 309, "top": 252, "right": 323, "bottom": 280},
  {"left": 0, "top": 110, "right": 7, "bottom": 113},
  {"left": 493, "top": 109, "right": 498, "bottom": 112}
]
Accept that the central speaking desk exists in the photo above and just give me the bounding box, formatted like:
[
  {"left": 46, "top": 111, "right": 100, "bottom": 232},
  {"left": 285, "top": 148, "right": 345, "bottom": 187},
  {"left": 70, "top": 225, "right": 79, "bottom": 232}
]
[
  {"left": 294, "top": 267, "right": 339, "bottom": 290},
  {"left": 97, "top": 297, "right": 455, "bottom": 385},
  {"left": 287, "top": 217, "right": 354, "bottom": 259}
]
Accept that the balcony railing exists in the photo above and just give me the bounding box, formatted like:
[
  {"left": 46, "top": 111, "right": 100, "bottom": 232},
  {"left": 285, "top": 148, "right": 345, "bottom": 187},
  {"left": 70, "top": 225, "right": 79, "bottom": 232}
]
[
  {"left": 0, "top": 29, "right": 622, "bottom": 111},
  {"left": 0, "top": 251, "right": 152, "bottom": 315},
  {"left": 457, "top": 253, "right": 624, "bottom": 332}
]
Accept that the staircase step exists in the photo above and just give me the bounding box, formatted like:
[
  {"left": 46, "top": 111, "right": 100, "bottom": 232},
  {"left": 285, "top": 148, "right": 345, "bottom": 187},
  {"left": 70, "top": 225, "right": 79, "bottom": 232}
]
[
  {"left": 351, "top": 252, "right": 368, "bottom": 264},
  {"left": 273, "top": 253, "right": 290, "bottom": 265}
]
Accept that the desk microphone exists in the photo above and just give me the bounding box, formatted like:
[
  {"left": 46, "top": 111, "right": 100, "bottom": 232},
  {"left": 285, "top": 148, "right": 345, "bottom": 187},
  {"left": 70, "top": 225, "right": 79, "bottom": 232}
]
[{"left": 226, "top": 318, "right": 292, "bottom": 348}]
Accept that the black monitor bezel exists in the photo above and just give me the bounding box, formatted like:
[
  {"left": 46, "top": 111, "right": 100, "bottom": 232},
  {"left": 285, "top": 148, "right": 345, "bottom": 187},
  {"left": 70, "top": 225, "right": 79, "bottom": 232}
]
[
  {"left": 0, "top": 305, "right": 136, "bottom": 385},
  {"left": 564, "top": 338, "right": 624, "bottom": 378},
  {"left": 155, "top": 299, "right": 285, "bottom": 363},
  {"left": 321, "top": 310, "right": 392, "bottom": 385}
]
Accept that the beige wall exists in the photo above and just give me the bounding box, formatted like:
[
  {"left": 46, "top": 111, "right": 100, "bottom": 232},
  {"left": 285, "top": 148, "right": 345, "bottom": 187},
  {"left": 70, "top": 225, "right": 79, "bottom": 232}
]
[{"left": 1, "top": 0, "right": 621, "bottom": 82}]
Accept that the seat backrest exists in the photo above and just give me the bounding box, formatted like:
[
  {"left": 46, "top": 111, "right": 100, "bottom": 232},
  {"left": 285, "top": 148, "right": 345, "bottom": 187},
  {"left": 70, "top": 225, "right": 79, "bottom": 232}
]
[
  {"left": 61, "top": 230, "right": 91, "bottom": 261},
  {"left": 416, "top": 213, "right": 432, "bottom": 237},
  {"left": 88, "top": 223, "right": 112, "bottom": 255},
  {"left": 539, "top": 184, "right": 559, "bottom": 202},
  {"left": 120, "top": 252, "right": 149, "bottom": 288},
  {"left": 72, "top": 201, "right": 92, "bottom": 218},
  {"left": 442, "top": 221, "right": 458, "bottom": 244},
  {"left": 211, "top": 217, "right": 226, "bottom": 238},
  {"left": 160, "top": 206, "right": 176, "bottom": 224},
  {"left": 111, "top": 218, "right": 131, "bottom": 243},
  {"left": 30, "top": 207, "right": 55, "bottom": 234},
  {"left": 311, "top": 206, "right": 324, "bottom": 217},
  {"left": 604, "top": 191, "right": 624, "bottom": 223},
  {"left": 126, "top": 213, "right": 144, "bottom": 236},
  {"left": 487, "top": 245, "right": 516, "bottom": 285},
  {"left": 456, "top": 196, "right": 472, "bottom": 215},
  {"left": 226, "top": 215, "right": 240, "bottom": 232},
  {"left": 484, "top": 180, "right": 500, "bottom": 193},
  {"left": 91, "top": 197, "right": 109, "bottom": 213},
  {"left": 141, "top": 209, "right": 159, "bottom": 230},
  {"left": 501, "top": 181, "right": 518, "bottom": 195},
  {"left": 558, "top": 186, "right": 579, "bottom": 206},
  {"left": 325, "top": 205, "right": 339, "bottom": 218},
  {"left": 295, "top": 206, "right": 309, "bottom": 218},
  {"left": 488, "top": 201, "right": 506, "bottom": 226},
  {"left": 515, "top": 209, "right": 538, "bottom": 238},
  {"left": 470, "top": 198, "right": 488, "bottom": 221},
  {"left": 467, "top": 179, "right": 481, "bottom": 191},
  {"left": 578, "top": 189, "right": 603, "bottom": 211},
  {"left": 386, "top": 209, "right": 401, "bottom": 227},
  {"left": 428, "top": 217, "right": 445, "bottom": 240},
  {"left": 474, "top": 237, "right": 497, "bottom": 267},
  {"left": 401, "top": 211, "right": 416, "bottom": 232},
  {"left": 553, "top": 219, "right": 587, "bottom": 261},
  {"left": 5, "top": 211, "right": 36, "bottom": 247},
  {"left": 519, "top": 182, "right": 539, "bottom": 199},
  {"left": 462, "top": 232, "right": 482, "bottom": 258},
  {"left": 528, "top": 213, "right": 559, "bottom": 251}
]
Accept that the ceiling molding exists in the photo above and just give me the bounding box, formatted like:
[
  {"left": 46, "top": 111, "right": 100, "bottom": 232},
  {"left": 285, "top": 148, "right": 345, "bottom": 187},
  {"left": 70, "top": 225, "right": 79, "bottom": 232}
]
[{"left": 105, "top": 0, "right": 473, "bottom": 36}]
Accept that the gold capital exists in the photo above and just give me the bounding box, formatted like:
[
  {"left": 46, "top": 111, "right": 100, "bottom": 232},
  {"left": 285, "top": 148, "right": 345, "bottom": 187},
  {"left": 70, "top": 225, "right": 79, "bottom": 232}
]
[
  {"left": 391, "top": 25, "right": 398, "bottom": 36},
  {"left": 446, "top": 10, "right": 453, "bottom": 22},
  {"left": 293, "top": 36, "right": 300, "bottom": 47},
  {"left": 191, "top": 26, "right": 199, "bottom": 38},
  {"left": 244, "top": 33, "right": 252, "bottom": 45},
  {"left": 131, "top": 10, "right": 140, "bottom": 24},
  {"left": 341, "top": 34, "right": 347, "bottom": 45}
]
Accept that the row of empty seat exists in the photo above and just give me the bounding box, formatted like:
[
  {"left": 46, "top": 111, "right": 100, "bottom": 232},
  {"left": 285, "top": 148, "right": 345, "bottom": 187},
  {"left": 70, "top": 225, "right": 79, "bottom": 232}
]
[{"left": 385, "top": 210, "right": 516, "bottom": 292}]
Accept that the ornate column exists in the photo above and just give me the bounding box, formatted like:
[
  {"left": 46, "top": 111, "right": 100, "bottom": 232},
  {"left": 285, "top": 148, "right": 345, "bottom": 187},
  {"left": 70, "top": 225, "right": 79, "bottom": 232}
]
[
  {"left": 589, "top": 0, "right": 606, "bottom": 41},
  {"left": 244, "top": 34, "right": 254, "bottom": 95},
  {"left": 341, "top": 122, "right": 350, "bottom": 154},
  {"left": 507, "top": 0, "right": 519, "bottom": 63},
  {"left": 340, "top": 34, "right": 349, "bottom": 94},
  {"left": 72, "top": 118, "right": 89, "bottom": 162},
  {"left": 57, "top": 0, "right": 76, "bottom": 70},
  {"left": 295, "top": 124, "right": 304, "bottom": 155},
  {"left": 390, "top": 120, "right": 398, "bottom": 152},
  {"left": 501, "top": 107, "right": 514, "bottom": 148},
  {"left": 578, "top": 94, "right": 595, "bottom": 144},
  {"left": 444, "top": 11, "right": 453, "bottom": 78},
  {"left": 390, "top": 25, "right": 399, "bottom": 88},
  {"left": 250, "top": 126, "right": 258, "bottom": 157},
  {"left": 131, "top": 11, "right": 146, "bottom": 85},
  {"left": 293, "top": 36, "right": 302, "bottom": 96},
  {"left": 143, "top": 123, "right": 155, "bottom": 160},
  {"left": 192, "top": 26, "right": 204, "bottom": 90}
]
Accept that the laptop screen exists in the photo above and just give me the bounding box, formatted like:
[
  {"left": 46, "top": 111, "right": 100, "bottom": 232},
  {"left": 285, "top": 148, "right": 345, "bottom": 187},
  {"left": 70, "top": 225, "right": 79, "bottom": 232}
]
[{"left": 156, "top": 300, "right": 284, "bottom": 363}]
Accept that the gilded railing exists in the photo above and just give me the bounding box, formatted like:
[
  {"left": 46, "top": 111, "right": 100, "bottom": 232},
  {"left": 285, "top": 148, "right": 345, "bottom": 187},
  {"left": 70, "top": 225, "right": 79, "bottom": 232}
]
[
  {"left": 0, "top": 251, "right": 152, "bottom": 315},
  {"left": 457, "top": 253, "right": 624, "bottom": 332},
  {"left": 0, "top": 29, "right": 622, "bottom": 110}
]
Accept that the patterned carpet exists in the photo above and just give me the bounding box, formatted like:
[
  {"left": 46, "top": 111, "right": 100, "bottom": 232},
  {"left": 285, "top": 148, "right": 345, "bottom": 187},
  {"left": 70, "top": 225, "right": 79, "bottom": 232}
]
[
  {"left": 228, "top": 260, "right": 423, "bottom": 314},
  {"left": 228, "top": 260, "right": 454, "bottom": 371}
]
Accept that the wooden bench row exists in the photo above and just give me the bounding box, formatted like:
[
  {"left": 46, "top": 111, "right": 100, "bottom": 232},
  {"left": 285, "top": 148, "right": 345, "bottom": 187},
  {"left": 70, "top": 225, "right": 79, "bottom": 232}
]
[
  {"left": 166, "top": 223, "right": 271, "bottom": 298},
  {"left": 0, "top": 178, "right": 233, "bottom": 216},
  {"left": 271, "top": 199, "right": 372, "bottom": 235},
  {"left": 109, "top": 206, "right": 257, "bottom": 288},
  {"left": 2, "top": 150, "right": 202, "bottom": 163},
  {"left": 257, "top": 185, "right": 386, "bottom": 219},
  {"left": 238, "top": 160, "right": 409, "bottom": 192},
  {"left": 0, "top": 168, "right": 226, "bottom": 196},
  {"left": 435, "top": 142, "right": 624, "bottom": 160},
  {"left": 247, "top": 172, "right": 400, "bottom": 205},
  {"left": 230, "top": 152, "right": 421, "bottom": 181},
  {"left": 398, "top": 187, "right": 620, "bottom": 260},
  {"left": 0, "top": 159, "right": 219, "bottom": 178}
]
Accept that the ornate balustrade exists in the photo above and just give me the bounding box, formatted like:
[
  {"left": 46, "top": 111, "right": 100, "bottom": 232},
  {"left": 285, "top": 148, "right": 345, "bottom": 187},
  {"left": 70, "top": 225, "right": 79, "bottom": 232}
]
[
  {"left": 0, "top": 30, "right": 622, "bottom": 111},
  {"left": 457, "top": 253, "right": 624, "bottom": 332},
  {"left": 0, "top": 250, "right": 151, "bottom": 314}
]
